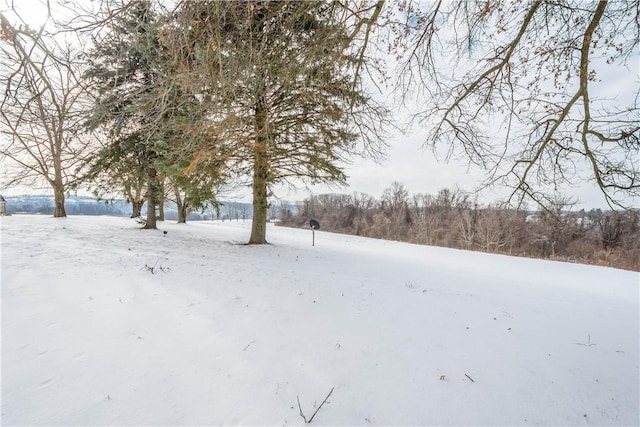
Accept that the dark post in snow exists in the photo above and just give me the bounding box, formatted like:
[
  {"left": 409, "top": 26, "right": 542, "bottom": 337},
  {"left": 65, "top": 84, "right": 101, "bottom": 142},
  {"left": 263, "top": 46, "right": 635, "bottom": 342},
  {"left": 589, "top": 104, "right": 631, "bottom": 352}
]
[{"left": 309, "top": 219, "right": 320, "bottom": 246}]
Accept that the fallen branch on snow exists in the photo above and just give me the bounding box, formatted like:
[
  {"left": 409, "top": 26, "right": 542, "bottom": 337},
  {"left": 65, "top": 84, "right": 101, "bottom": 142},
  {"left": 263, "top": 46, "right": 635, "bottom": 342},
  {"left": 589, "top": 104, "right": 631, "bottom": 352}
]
[{"left": 297, "top": 387, "right": 334, "bottom": 424}]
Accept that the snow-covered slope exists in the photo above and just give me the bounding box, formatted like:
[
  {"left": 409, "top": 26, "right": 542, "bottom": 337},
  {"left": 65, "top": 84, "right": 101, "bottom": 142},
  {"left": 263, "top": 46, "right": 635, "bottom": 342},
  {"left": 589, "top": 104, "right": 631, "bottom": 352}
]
[{"left": 1, "top": 215, "right": 638, "bottom": 426}]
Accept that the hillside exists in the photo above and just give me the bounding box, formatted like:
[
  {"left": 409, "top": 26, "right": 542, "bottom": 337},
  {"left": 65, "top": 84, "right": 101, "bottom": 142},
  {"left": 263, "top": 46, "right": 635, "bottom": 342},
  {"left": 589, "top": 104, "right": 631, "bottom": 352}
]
[{"left": 1, "top": 215, "right": 638, "bottom": 426}]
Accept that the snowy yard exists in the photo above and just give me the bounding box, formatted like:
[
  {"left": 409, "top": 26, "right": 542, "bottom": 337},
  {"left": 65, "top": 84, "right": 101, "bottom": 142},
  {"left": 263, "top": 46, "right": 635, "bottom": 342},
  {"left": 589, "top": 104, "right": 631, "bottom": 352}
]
[{"left": 1, "top": 215, "right": 638, "bottom": 426}]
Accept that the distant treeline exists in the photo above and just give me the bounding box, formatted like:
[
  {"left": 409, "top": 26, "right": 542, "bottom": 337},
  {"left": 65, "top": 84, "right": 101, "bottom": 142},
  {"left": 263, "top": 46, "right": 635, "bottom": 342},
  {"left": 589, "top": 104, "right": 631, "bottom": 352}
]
[
  {"left": 4, "top": 195, "right": 130, "bottom": 216},
  {"left": 2, "top": 195, "right": 253, "bottom": 221},
  {"left": 278, "top": 183, "right": 640, "bottom": 271}
]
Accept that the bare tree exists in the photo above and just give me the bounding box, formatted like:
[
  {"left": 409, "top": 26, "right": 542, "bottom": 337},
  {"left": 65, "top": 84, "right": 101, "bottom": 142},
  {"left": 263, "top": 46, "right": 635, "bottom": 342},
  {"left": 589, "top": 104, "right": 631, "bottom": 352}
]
[
  {"left": 380, "top": 181, "right": 412, "bottom": 240},
  {"left": 393, "top": 0, "right": 639, "bottom": 210},
  {"left": 454, "top": 208, "right": 477, "bottom": 249},
  {"left": 529, "top": 195, "right": 582, "bottom": 258},
  {"left": 0, "top": 12, "right": 89, "bottom": 217},
  {"left": 475, "top": 208, "right": 509, "bottom": 253}
]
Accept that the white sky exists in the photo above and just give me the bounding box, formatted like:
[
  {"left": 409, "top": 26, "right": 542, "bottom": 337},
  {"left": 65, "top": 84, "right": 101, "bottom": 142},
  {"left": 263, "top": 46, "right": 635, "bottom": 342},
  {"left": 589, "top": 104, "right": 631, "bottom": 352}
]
[{"left": 2, "top": 0, "right": 639, "bottom": 210}]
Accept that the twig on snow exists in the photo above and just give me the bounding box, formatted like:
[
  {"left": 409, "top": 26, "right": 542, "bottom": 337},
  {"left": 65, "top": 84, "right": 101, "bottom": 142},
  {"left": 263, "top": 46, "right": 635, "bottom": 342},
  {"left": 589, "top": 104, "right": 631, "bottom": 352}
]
[
  {"left": 465, "top": 373, "right": 475, "bottom": 382},
  {"left": 297, "top": 396, "right": 306, "bottom": 423},
  {"left": 141, "top": 259, "right": 171, "bottom": 274},
  {"left": 574, "top": 334, "right": 597, "bottom": 347},
  {"left": 297, "top": 387, "right": 334, "bottom": 424}
]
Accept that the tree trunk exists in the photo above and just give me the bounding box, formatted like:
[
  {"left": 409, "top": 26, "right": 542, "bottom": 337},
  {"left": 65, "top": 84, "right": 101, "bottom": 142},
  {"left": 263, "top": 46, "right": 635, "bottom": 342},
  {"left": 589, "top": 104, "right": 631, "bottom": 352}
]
[
  {"left": 143, "top": 167, "right": 158, "bottom": 229},
  {"left": 51, "top": 153, "right": 66, "bottom": 217},
  {"left": 52, "top": 184, "right": 66, "bottom": 218},
  {"left": 250, "top": 160, "right": 268, "bottom": 243},
  {"left": 179, "top": 204, "right": 188, "bottom": 223},
  {"left": 249, "top": 95, "right": 269, "bottom": 244},
  {"left": 131, "top": 199, "right": 145, "bottom": 218},
  {"left": 125, "top": 183, "right": 145, "bottom": 218},
  {"left": 157, "top": 181, "right": 165, "bottom": 221},
  {"left": 158, "top": 199, "right": 165, "bottom": 221},
  {"left": 174, "top": 187, "right": 187, "bottom": 223}
]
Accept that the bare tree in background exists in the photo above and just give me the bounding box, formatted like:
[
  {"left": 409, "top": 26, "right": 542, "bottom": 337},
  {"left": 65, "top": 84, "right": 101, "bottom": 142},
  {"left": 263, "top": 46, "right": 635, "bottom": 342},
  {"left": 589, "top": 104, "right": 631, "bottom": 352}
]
[
  {"left": 0, "top": 11, "right": 89, "bottom": 217},
  {"left": 380, "top": 181, "right": 412, "bottom": 240},
  {"left": 393, "top": 0, "right": 639, "bottom": 210}
]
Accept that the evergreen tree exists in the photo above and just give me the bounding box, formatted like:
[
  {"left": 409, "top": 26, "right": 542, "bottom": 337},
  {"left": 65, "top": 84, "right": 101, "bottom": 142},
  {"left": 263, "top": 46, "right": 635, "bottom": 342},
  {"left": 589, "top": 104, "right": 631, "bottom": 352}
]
[
  {"left": 84, "top": 0, "right": 227, "bottom": 226},
  {"left": 83, "top": 0, "right": 166, "bottom": 229},
  {"left": 169, "top": 0, "right": 389, "bottom": 243}
]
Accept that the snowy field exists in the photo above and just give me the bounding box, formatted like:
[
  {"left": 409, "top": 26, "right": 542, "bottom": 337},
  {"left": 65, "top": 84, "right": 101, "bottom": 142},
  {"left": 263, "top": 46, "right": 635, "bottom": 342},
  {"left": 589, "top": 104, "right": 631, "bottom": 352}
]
[{"left": 1, "top": 214, "right": 638, "bottom": 426}]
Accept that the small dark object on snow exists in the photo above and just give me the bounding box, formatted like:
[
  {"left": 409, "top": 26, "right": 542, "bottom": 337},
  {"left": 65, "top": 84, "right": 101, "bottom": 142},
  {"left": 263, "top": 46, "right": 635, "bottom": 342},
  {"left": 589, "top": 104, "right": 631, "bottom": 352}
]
[
  {"left": 163, "top": 230, "right": 167, "bottom": 236},
  {"left": 309, "top": 219, "right": 320, "bottom": 246}
]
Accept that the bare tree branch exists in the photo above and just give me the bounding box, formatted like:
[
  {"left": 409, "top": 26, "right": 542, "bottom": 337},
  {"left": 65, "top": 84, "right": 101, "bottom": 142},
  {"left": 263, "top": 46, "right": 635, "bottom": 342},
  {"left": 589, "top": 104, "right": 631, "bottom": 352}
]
[{"left": 393, "top": 0, "right": 639, "bottom": 210}]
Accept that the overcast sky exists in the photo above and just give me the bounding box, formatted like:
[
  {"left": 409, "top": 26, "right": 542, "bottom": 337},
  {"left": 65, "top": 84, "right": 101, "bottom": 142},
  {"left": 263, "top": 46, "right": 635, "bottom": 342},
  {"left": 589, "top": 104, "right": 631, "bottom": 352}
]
[
  {"left": 3, "top": 0, "right": 639, "bottom": 210},
  {"left": 270, "top": 122, "right": 628, "bottom": 209},
  {"left": 274, "top": 55, "right": 640, "bottom": 210}
]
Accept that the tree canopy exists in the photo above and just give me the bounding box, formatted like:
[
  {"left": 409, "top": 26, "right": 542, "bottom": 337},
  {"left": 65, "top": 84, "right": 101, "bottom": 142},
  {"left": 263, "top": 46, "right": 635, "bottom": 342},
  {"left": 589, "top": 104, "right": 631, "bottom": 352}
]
[
  {"left": 1, "top": 0, "right": 637, "bottom": 230},
  {"left": 159, "top": 0, "right": 390, "bottom": 242}
]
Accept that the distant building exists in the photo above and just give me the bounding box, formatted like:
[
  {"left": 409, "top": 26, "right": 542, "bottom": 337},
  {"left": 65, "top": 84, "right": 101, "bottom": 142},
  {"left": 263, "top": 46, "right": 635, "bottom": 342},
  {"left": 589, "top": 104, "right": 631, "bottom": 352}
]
[{"left": 0, "top": 195, "right": 6, "bottom": 215}]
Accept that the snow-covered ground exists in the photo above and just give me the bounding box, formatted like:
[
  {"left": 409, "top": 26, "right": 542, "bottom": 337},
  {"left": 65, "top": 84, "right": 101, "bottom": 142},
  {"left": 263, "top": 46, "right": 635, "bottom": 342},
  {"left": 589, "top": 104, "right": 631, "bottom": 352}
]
[{"left": 1, "top": 215, "right": 638, "bottom": 426}]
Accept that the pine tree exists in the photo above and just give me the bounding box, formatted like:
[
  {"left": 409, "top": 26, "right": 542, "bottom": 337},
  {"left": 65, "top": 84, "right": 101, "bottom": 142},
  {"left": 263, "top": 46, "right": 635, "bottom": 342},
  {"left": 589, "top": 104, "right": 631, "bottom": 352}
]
[
  {"left": 83, "top": 0, "right": 166, "bottom": 229},
  {"left": 84, "top": 0, "right": 228, "bottom": 226},
  {"left": 170, "top": 0, "right": 389, "bottom": 243}
]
